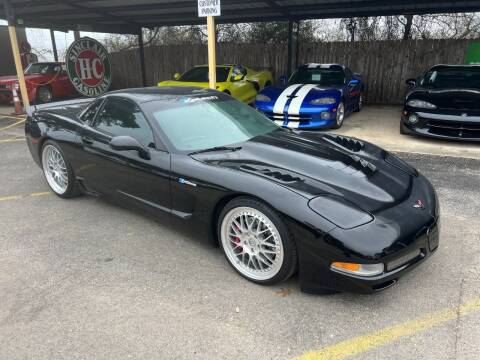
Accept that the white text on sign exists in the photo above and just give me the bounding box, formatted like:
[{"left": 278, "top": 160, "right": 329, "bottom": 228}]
[{"left": 198, "top": 0, "right": 221, "bottom": 17}]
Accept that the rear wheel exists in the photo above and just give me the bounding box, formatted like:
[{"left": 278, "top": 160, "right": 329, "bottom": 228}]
[
  {"left": 332, "top": 102, "right": 345, "bottom": 129},
  {"left": 354, "top": 93, "right": 363, "bottom": 112},
  {"left": 218, "top": 197, "right": 297, "bottom": 285},
  {"left": 37, "top": 86, "right": 53, "bottom": 104},
  {"left": 41, "top": 140, "right": 80, "bottom": 198}
]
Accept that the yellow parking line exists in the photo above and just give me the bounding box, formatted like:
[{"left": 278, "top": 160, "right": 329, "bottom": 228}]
[
  {"left": 0, "top": 114, "right": 25, "bottom": 120},
  {"left": 295, "top": 297, "right": 480, "bottom": 360},
  {"left": 0, "top": 191, "right": 50, "bottom": 202},
  {"left": 0, "top": 118, "right": 26, "bottom": 131},
  {"left": 0, "top": 137, "right": 25, "bottom": 143}
]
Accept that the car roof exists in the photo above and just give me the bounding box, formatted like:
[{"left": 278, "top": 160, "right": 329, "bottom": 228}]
[
  {"left": 430, "top": 64, "right": 480, "bottom": 70},
  {"left": 105, "top": 86, "right": 221, "bottom": 103}
]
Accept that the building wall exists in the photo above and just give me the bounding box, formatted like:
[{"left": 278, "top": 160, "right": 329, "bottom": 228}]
[{"left": 0, "top": 25, "right": 27, "bottom": 76}]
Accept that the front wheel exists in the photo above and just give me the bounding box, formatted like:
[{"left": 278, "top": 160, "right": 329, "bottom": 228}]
[
  {"left": 218, "top": 197, "right": 297, "bottom": 285},
  {"left": 332, "top": 102, "right": 345, "bottom": 129},
  {"left": 41, "top": 140, "right": 80, "bottom": 198}
]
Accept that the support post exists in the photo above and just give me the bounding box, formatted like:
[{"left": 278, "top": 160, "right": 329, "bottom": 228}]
[
  {"left": 138, "top": 28, "right": 147, "bottom": 87},
  {"left": 8, "top": 25, "right": 30, "bottom": 109},
  {"left": 207, "top": 16, "right": 216, "bottom": 89},
  {"left": 74, "top": 30, "right": 80, "bottom": 40},
  {"left": 287, "top": 19, "right": 294, "bottom": 77},
  {"left": 50, "top": 29, "right": 58, "bottom": 62}
]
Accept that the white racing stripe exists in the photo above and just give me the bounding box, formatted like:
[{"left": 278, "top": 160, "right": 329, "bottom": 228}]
[
  {"left": 287, "top": 84, "right": 318, "bottom": 115},
  {"left": 273, "top": 84, "right": 303, "bottom": 114},
  {"left": 286, "top": 121, "right": 300, "bottom": 129},
  {"left": 274, "top": 120, "right": 284, "bottom": 126}
]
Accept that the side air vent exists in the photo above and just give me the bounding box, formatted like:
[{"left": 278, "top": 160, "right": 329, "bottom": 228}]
[
  {"left": 240, "top": 165, "right": 303, "bottom": 184},
  {"left": 324, "top": 134, "right": 364, "bottom": 152}
]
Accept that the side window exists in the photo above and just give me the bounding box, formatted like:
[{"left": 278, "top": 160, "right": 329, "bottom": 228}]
[
  {"left": 80, "top": 98, "right": 104, "bottom": 124},
  {"left": 94, "top": 98, "right": 155, "bottom": 148},
  {"left": 231, "top": 66, "right": 246, "bottom": 80}
]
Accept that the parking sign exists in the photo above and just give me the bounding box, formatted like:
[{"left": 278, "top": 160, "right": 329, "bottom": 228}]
[{"left": 198, "top": 0, "right": 221, "bottom": 17}]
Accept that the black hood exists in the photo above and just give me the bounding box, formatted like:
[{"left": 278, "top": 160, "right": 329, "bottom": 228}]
[
  {"left": 195, "top": 131, "right": 414, "bottom": 214},
  {"left": 407, "top": 88, "right": 480, "bottom": 111},
  {"left": 33, "top": 98, "right": 92, "bottom": 122}
]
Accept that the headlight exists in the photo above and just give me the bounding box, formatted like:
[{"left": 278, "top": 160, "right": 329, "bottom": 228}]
[
  {"left": 407, "top": 99, "right": 436, "bottom": 109},
  {"left": 310, "top": 97, "right": 336, "bottom": 105},
  {"left": 256, "top": 94, "right": 271, "bottom": 102},
  {"left": 331, "top": 262, "right": 384, "bottom": 277}
]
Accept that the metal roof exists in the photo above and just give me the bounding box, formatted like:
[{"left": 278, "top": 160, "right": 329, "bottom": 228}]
[{"left": 2, "top": 0, "right": 480, "bottom": 34}]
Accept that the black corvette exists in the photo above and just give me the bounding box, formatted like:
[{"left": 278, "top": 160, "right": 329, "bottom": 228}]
[
  {"left": 402, "top": 64, "right": 480, "bottom": 141},
  {"left": 25, "top": 87, "right": 439, "bottom": 294}
]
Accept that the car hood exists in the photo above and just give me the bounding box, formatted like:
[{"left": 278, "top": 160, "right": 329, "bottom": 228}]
[
  {"left": 407, "top": 88, "right": 480, "bottom": 111},
  {"left": 194, "top": 131, "right": 413, "bottom": 214},
  {"left": 158, "top": 80, "right": 227, "bottom": 89},
  {"left": 32, "top": 98, "right": 93, "bottom": 121},
  {"left": 261, "top": 85, "right": 342, "bottom": 103},
  {"left": 0, "top": 74, "right": 52, "bottom": 84}
]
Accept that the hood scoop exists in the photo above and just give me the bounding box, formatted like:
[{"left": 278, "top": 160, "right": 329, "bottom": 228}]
[
  {"left": 349, "top": 155, "right": 377, "bottom": 175},
  {"left": 324, "top": 134, "right": 364, "bottom": 152},
  {"left": 239, "top": 164, "right": 304, "bottom": 184}
]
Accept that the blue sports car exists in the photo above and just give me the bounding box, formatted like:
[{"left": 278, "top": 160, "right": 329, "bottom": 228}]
[{"left": 255, "top": 64, "right": 364, "bottom": 129}]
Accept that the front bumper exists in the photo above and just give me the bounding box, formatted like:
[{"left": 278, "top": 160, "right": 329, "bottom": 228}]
[
  {"left": 402, "top": 109, "right": 480, "bottom": 142},
  {"left": 293, "top": 173, "right": 439, "bottom": 294},
  {"left": 256, "top": 103, "right": 338, "bottom": 129}
]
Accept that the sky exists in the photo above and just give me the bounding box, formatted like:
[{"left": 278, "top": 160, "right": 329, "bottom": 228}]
[{"left": 0, "top": 19, "right": 107, "bottom": 61}]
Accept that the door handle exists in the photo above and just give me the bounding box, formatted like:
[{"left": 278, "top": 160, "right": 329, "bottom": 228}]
[{"left": 81, "top": 136, "right": 94, "bottom": 145}]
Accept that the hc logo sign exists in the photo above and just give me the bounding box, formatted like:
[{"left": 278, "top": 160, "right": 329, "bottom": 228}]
[{"left": 75, "top": 50, "right": 105, "bottom": 87}]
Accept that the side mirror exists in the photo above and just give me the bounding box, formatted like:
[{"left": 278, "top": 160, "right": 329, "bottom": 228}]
[
  {"left": 109, "top": 136, "right": 150, "bottom": 160},
  {"left": 173, "top": 72, "right": 181, "bottom": 80},
  {"left": 279, "top": 75, "right": 287, "bottom": 86},
  {"left": 406, "top": 78, "right": 416, "bottom": 86},
  {"left": 232, "top": 74, "right": 245, "bottom": 82}
]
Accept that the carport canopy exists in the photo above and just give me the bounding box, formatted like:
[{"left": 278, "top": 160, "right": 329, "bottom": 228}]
[
  {"left": 3, "top": 0, "right": 480, "bottom": 108},
  {"left": 3, "top": 0, "right": 480, "bottom": 34}
]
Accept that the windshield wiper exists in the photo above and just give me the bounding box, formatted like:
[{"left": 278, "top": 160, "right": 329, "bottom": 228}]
[{"left": 189, "top": 145, "right": 242, "bottom": 156}]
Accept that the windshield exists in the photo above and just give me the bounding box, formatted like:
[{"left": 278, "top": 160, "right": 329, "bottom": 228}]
[
  {"left": 151, "top": 98, "right": 279, "bottom": 152},
  {"left": 178, "top": 66, "right": 230, "bottom": 83},
  {"left": 24, "top": 63, "right": 62, "bottom": 75},
  {"left": 421, "top": 67, "right": 480, "bottom": 89},
  {"left": 289, "top": 67, "right": 345, "bottom": 86}
]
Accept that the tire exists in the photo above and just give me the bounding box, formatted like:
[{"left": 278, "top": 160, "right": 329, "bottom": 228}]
[
  {"left": 41, "top": 140, "right": 80, "bottom": 198},
  {"left": 223, "top": 90, "right": 231, "bottom": 96},
  {"left": 354, "top": 93, "right": 363, "bottom": 112},
  {"left": 37, "top": 86, "right": 53, "bottom": 104},
  {"left": 332, "top": 101, "right": 345, "bottom": 129},
  {"left": 218, "top": 197, "right": 297, "bottom": 285},
  {"left": 400, "top": 122, "right": 412, "bottom": 136},
  {"left": 264, "top": 81, "right": 272, "bottom": 88}
]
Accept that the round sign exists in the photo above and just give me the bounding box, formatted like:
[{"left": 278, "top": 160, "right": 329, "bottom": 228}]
[{"left": 65, "top": 37, "right": 111, "bottom": 97}]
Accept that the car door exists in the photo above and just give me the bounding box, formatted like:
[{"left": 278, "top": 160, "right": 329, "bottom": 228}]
[
  {"left": 229, "top": 66, "right": 257, "bottom": 103},
  {"left": 77, "top": 96, "right": 171, "bottom": 213}
]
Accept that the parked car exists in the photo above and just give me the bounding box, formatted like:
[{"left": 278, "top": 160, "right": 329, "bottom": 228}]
[
  {"left": 0, "top": 62, "right": 78, "bottom": 104},
  {"left": 255, "top": 63, "right": 364, "bottom": 129},
  {"left": 157, "top": 64, "right": 273, "bottom": 104},
  {"left": 401, "top": 64, "right": 480, "bottom": 141},
  {"left": 25, "top": 87, "right": 439, "bottom": 294}
]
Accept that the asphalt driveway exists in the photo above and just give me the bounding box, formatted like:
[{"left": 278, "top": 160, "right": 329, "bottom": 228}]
[{"left": 0, "top": 110, "right": 479, "bottom": 360}]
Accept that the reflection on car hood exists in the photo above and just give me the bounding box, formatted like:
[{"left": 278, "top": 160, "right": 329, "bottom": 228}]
[{"left": 195, "top": 131, "right": 413, "bottom": 213}]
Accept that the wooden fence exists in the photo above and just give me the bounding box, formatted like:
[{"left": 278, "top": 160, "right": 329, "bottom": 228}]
[{"left": 110, "top": 39, "right": 470, "bottom": 105}]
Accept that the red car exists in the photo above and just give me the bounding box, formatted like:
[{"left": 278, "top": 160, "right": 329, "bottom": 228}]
[{"left": 0, "top": 62, "right": 78, "bottom": 104}]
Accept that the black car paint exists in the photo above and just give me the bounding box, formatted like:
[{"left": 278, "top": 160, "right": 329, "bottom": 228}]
[
  {"left": 402, "top": 65, "right": 480, "bottom": 141},
  {"left": 26, "top": 87, "right": 439, "bottom": 294}
]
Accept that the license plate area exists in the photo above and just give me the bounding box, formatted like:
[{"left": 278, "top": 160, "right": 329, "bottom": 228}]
[{"left": 386, "top": 249, "right": 423, "bottom": 272}]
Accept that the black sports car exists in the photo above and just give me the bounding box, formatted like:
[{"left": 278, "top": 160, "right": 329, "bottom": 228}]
[
  {"left": 402, "top": 64, "right": 480, "bottom": 141},
  {"left": 25, "top": 87, "right": 439, "bottom": 294}
]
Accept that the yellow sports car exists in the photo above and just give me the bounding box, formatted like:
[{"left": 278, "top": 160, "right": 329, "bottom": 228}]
[{"left": 157, "top": 64, "right": 273, "bottom": 104}]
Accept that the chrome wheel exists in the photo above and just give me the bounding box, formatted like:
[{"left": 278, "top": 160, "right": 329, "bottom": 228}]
[
  {"left": 221, "top": 206, "right": 284, "bottom": 281},
  {"left": 42, "top": 144, "right": 68, "bottom": 194},
  {"left": 336, "top": 102, "right": 345, "bottom": 127},
  {"left": 38, "top": 87, "right": 52, "bottom": 103}
]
